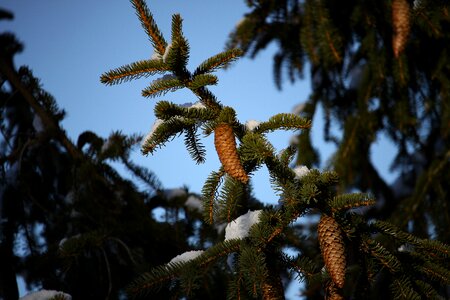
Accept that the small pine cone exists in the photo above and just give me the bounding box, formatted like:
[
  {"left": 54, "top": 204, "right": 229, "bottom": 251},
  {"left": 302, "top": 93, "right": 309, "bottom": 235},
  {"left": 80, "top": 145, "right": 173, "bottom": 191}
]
[
  {"left": 392, "top": 0, "right": 411, "bottom": 57},
  {"left": 214, "top": 123, "right": 249, "bottom": 183},
  {"left": 318, "top": 215, "right": 346, "bottom": 289}
]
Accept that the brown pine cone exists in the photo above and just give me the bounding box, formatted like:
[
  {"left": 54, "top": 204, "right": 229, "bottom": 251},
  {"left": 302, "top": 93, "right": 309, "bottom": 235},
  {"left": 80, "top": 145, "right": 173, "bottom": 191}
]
[
  {"left": 214, "top": 123, "right": 249, "bottom": 183},
  {"left": 392, "top": 0, "right": 411, "bottom": 57},
  {"left": 325, "top": 280, "right": 344, "bottom": 300},
  {"left": 318, "top": 215, "right": 346, "bottom": 289}
]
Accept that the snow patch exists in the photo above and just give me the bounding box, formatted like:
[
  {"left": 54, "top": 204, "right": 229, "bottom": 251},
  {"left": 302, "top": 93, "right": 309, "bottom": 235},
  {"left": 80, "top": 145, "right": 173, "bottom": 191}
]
[
  {"left": 151, "top": 52, "right": 162, "bottom": 60},
  {"left": 142, "top": 119, "right": 164, "bottom": 146},
  {"left": 164, "top": 188, "right": 187, "bottom": 200},
  {"left": 162, "top": 43, "right": 172, "bottom": 62},
  {"left": 225, "top": 210, "right": 263, "bottom": 241},
  {"left": 169, "top": 250, "right": 204, "bottom": 265},
  {"left": 185, "top": 195, "right": 202, "bottom": 212},
  {"left": 293, "top": 165, "right": 310, "bottom": 179},
  {"left": 245, "top": 120, "right": 261, "bottom": 131},
  {"left": 19, "top": 290, "right": 71, "bottom": 300}
]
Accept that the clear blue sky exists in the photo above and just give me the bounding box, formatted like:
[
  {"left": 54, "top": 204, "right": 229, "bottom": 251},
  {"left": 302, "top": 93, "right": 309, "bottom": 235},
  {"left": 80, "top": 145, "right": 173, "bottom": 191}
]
[{"left": 2, "top": 0, "right": 396, "bottom": 298}]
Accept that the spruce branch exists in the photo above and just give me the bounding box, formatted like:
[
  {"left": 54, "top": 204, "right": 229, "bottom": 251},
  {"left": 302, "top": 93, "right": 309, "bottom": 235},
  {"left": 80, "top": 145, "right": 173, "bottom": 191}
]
[
  {"left": 240, "top": 133, "right": 275, "bottom": 166},
  {"left": 121, "top": 156, "right": 162, "bottom": 192},
  {"left": 154, "top": 101, "right": 217, "bottom": 121},
  {"left": 194, "top": 48, "right": 243, "bottom": 75},
  {"left": 201, "top": 170, "right": 225, "bottom": 224},
  {"left": 416, "top": 261, "right": 450, "bottom": 286},
  {"left": 131, "top": 0, "right": 167, "bottom": 55},
  {"left": 285, "top": 254, "right": 320, "bottom": 281},
  {"left": 166, "top": 14, "right": 190, "bottom": 76},
  {"left": 374, "top": 220, "right": 450, "bottom": 258},
  {"left": 188, "top": 74, "right": 218, "bottom": 90},
  {"left": 390, "top": 276, "right": 421, "bottom": 300},
  {"left": 415, "top": 280, "right": 446, "bottom": 300},
  {"left": 239, "top": 246, "right": 269, "bottom": 298},
  {"left": 361, "top": 238, "right": 402, "bottom": 273},
  {"left": 100, "top": 59, "right": 170, "bottom": 85},
  {"left": 0, "top": 57, "right": 82, "bottom": 160},
  {"left": 329, "top": 193, "right": 376, "bottom": 214},
  {"left": 315, "top": 0, "right": 342, "bottom": 64},
  {"left": 141, "top": 117, "right": 193, "bottom": 155},
  {"left": 126, "top": 263, "right": 180, "bottom": 298},
  {"left": 184, "top": 126, "right": 206, "bottom": 164},
  {"left": 254, "top": 113, "right": 311, "bottom": 134},
  {"left": 142, "top": 76, "right": 184, "bottom": 98},
  {"left": 217, "top": 176, "right": 247, "bottom": 223}
]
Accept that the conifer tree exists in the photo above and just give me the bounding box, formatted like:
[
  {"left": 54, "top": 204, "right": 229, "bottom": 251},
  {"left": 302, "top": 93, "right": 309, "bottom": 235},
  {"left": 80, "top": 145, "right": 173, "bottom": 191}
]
[
  {"left": 101, "top": 1, "right": 450, "bottom": 299},
  {"left": 1, "top": 9, "right": 208, "bottom": 299}
]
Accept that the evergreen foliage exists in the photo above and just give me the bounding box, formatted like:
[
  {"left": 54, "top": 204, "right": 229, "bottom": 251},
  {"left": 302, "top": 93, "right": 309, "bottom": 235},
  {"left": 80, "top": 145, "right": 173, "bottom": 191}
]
[
  {"left": 98, "top": 1, "right": 450, "bottom": 299},
  {"left": 2, "top": 0, "right": 449, "bottom": 299},
  {"left": 0, "top": 8, "right": 210, "bottom": 299}
]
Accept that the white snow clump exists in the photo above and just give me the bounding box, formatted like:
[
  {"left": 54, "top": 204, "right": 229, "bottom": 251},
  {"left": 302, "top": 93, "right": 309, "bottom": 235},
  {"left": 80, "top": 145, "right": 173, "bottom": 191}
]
[
  {"left": 245, "top": 120, "right": 261, "bottom": 131},
  {"left": 225, "top": 210, "right": 263, "bottom": 241},
  {"left": 180, "top": 101, "right": 206, "bottom": 109},
  {"left": 169, "top": 250, "right": 204, "bottom": 265},
  {"left": 142, "top": 118, "right": 164, "bottom": 146},
  {"left": 164, "top": 188, "right": 187, "bottom": 200},
  {"left": 293, "top": 165, "right": 310, "bottom": 179},
  {"left": 162, "top": 43, "right": 172, "bottom": 62},
  {"left": 185, "top": 195, "right": 203, "bottom": 212},
  {"left": 19, "top": 290, "right": 71, "bottom": 300}
]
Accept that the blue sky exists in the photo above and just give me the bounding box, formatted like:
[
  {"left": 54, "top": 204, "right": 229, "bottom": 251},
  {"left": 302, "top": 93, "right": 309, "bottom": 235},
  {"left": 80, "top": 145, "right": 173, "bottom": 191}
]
[{"left": 3, "top": 1, "right": 396, "bottom": 298}]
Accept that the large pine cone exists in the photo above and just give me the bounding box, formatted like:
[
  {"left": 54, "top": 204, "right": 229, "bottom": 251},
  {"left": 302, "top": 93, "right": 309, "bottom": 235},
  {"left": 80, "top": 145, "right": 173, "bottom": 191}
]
[
  {"left": 214, "top": 123, "right": 249, "bottom": 183},
  {"left": 318, "top": 215, "right": 346, "bottom": 289},
  {"left": 392, "top": 0, "right": 411, "bottom": 57}
]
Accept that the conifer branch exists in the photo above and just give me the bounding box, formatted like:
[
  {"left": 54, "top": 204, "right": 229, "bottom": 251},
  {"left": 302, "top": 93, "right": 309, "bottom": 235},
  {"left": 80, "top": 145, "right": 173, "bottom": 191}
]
[
  {"left": 142, "top": 76, "right": 184, "bottom": 98},
  {"left": 141, "top": 117, "right": 193, "bottom": 155},
  {"left": 217, "top": 176, "right": 246, "bottom": 222},
  {"left": 283, "top": 254, "right": 320, "bottom": 281},
  {"left": 194, "top": 48, "right": 243, "bottom": 75},
  {"left": 415, "top": 280, "right": 446, "bottom": 300},
  {"left": 315, "top": 1, "right": 342, "bottom": 64},
  {"left": 416, "top": 261, "right": 450, "bottom": 286},
  {"left": 131, "top": 0, "right": 167, "bottom": 55},
  {"left": 329, "top": 193, "right": 375, "bottom": 213},
  {"left": 126, "top": 264, "right": 180, "bottom": 298},
  {"left": 361, "top": 238, "right": 401, "bottom": 273},
  {"left": 0, "top": 57, "right": 82, "bottom": 160},
  {"left": 201, "top": 170, "right": 225, "bottom": 224},
  {"left": 154, "top": 101, "right": 218, "bottom": 121},
  {"left": 184, "top": 126, "right": 206, "bottom": 164},
  {"left": 390, "top": 276, "right": 421, "bottom": 300},
  {"left": 301, "top": 1, "right": 319, "bottom": 65},
  {"left": 121, "top": 157, "right": 162, "bottom": 192},
  {"left": 239, "top": 246, "right": 269, "bottom": 298},
  {"left": 188, "top": 74, "right": 218, "bottom": 90},
  {"left": 254, "top": 113, "right": 311, "bottom": 133},
  {"left": 241, "top": 133, "right": 275, "bottom": 165},
  {"left": 100, "top": 59, "right": 170, "bottom": 85},
  {"left": 192, "top": 87, "right": 223, "bottom": 111},
  {"left": 166, "top": 15, "right": 190, "bottom": 76}
]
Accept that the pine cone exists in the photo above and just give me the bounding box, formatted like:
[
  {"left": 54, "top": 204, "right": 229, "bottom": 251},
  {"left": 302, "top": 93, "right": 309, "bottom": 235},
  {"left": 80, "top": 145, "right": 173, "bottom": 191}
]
[
  {"left": 214, "top": 123, "right": 249, "bottom": 183},
  {"left": 392, "top": 0, "right": 411, "bottom": 57},
  {"left": 325, "top": 280, "right": 344, "bottom": 300},
  {"left": 318, "top": 215, "right": 346, "bottom": 289}
]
